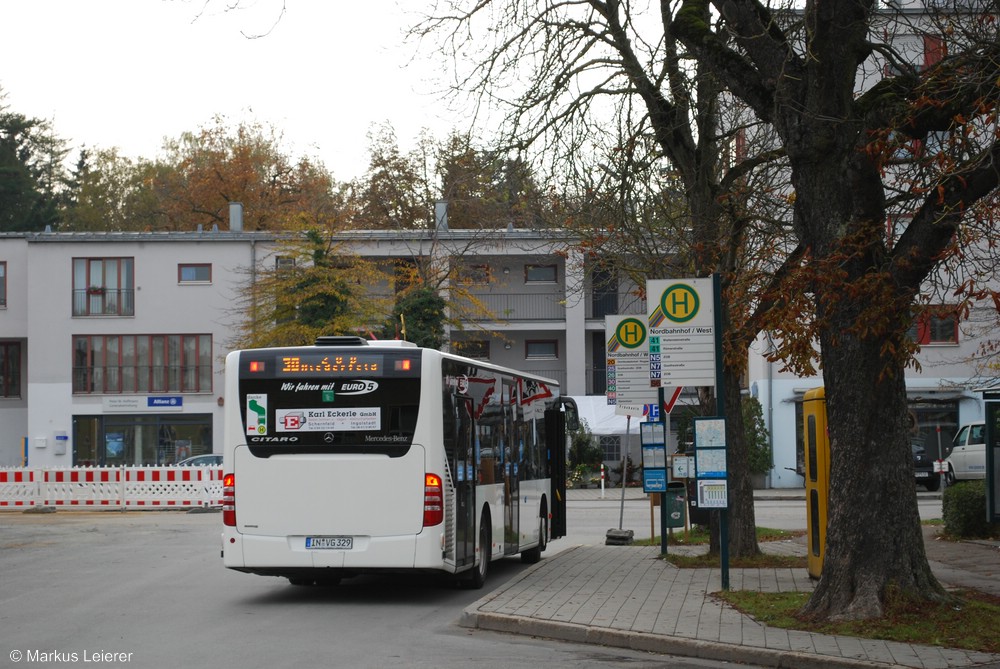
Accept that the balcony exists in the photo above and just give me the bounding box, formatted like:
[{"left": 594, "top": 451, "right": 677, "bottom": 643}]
[
  {"left": 523, "top": 368, "right": 567, "bottom": 388},
  {"left": 73, "top": 288, "right": 135, "bottom": 317},
  {"left": 586, "top": 293, "right": 646, "bottom": 320},
  {"left": 462, "top": 293, "right": 566, "bottom": 321}
]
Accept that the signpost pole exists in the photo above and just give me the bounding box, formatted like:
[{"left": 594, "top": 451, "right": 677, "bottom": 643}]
[
  {"left": 619, "top": 416, "right": 630, "bottom": 528},
  {"left": 983, "top": 388, "right": 999, "bottom": 523},
  {"left": 713, "top": 273, "right": 730, "bottom": 591},
  {"left": 659, "top": 386, "right": 668, "bottom": 555}
]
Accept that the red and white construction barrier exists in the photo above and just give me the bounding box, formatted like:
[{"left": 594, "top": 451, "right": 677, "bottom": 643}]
[
  {"left": 0, "top": 466, "right": 223, "bottom": 510},
  {"left": 0, "top": 469, "right": 36, "bottom": 507},
  {"left": 43, "top": 468, "right": 123, "bottom": 507},
  {"left": 123, "top": 467, "right": 224, "bottom": 508}
]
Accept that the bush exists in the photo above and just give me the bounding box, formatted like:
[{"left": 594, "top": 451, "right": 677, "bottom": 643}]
[
  {"left": 943, "top": 481, "right": 1000, "bottom": 538},
  {"left": 568, "top": 464, "right": 601, "bottom": 488},
  {"left": 567, "top": 419, "right": 601, "bottom": 469},
  {"left": 743, "top": 396, "right": 772, "bottom": 475},
  {"left": 610, "top": 455, "right": 641, "bottom": 485}
]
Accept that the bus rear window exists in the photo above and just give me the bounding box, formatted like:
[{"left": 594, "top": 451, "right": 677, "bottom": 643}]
[{"left": 240, "top": 375, "right": 421, "bottom": 458}]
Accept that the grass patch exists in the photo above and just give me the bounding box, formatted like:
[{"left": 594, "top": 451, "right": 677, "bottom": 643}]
[
  {"left": 634, "top": 526, "right": 808, "bottom": 568},
  {"left": 634, "top": 521, "right": 998, "bottom": 652},
  {"left": 668, "top": 552, "right": 807, "bottom": 569},
  {"left": 634, "top": 526, "right": 804, "bottom": 547},
  {"left": 715, "top": 588, "right": 1000, "bottom": 654}
]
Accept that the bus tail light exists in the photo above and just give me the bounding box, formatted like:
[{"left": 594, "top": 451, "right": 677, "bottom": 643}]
[
  {"left": 423, "top": 473, "right": 443, "bottom": 527},
  {"left": 222, "top": 473, "right": 236, "bottom": 527}
]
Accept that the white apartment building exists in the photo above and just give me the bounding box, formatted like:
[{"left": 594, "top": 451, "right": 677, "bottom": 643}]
[{"left": 0, "top": 227, "right": 992, "bottom": 488}]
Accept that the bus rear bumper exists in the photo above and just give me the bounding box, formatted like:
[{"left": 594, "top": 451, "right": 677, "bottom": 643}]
[{"left": 222, "top": 528, "right": 450, "bottom": 573}]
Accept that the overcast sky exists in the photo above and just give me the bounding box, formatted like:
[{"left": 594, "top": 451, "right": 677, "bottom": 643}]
[{"left": 1, "top": 1, "right": 463, "bottom": 180}]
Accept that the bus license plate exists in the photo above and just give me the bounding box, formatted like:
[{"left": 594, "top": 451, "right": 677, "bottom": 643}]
[{"left": 305, "top": 536, "right": 353, "bottom": 550}]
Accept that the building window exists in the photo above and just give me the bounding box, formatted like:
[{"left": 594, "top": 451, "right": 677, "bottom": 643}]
[
  {"left": 73, "top": 414, "right": 213, "bottom": 467},
  {"left": 178, "top": 263, "right": 211, "bottom": 283},
  {"left": 600, "top": 435, "right": 621, "bottom": 462},
  {"left": 72, "top": 334, "right": 212, "bottom": 394},
  {"left": 591, "top": 268, "right": 618, "bottom": 318},
  {"left": 0, "top": 341, "right": 21, "bottom": 398},
  {"left": 0, "top": 262, "right": 6, "bottom": 308},
  {"left": 276, "top": 256, "right": 295, "bottom": 270},
  {"left": 455, "top": 340, "right": 490, "bottom": 359},
  {"left": 525, "top": 264, "right": 557, "bottom": 283},
  {"left": 923, "top": 34, "right": 947, "bottom": 70},
  {"left": 73, "top": 257, "right": 135, "bottom": 317},
  {"left": 459, "top": 264, "right": 492, "bottom": 286},
  {"left": 525, "top": 340, "right": 558, "bottom": 359},
  {"left": 910, "top": 308, "right": 958, "bottom": 345}
]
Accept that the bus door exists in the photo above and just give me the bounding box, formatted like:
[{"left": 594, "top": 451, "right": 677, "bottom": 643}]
[
  {"left": 546, "top": 407, "right": 567, "bottom": 540},
  {"left": 446, "top": 389, "right": 476, "bottom": 568},
  {"left": 503, "top": 380, "right": 519, "bottom": 555}
]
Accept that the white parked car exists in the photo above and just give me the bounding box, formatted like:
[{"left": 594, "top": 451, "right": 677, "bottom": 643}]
[
  {"left": 945, "top": 423, "right": 985, "bottom": 484},
  {"left": 176, "top": 454, "right": 223, "bottom": 467}
]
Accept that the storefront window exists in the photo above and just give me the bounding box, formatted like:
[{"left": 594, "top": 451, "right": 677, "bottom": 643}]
[{"left": 72, "top": 414, "right": 213, "bottom": 466}]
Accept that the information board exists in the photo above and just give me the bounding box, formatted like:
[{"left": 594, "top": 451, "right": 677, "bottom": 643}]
[
  {"left": 606, "top": 315, "right": 657, "bottom": 415},
  {"left": 640, "top": 420, "right": 668, "bottom": 494},
  {"left": 647, "top": 278, "right": 716, "bottom": 387}
]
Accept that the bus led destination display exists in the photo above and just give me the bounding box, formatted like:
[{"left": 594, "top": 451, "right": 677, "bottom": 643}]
[
  {"left": 280, "top": 354, "right": 381, "bottom": 374},
  {"left": 241, "top": 350, "right": 421, "bottom": 379}
]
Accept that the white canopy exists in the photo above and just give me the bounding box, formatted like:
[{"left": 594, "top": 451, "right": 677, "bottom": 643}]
[{"left": 569, "top": 395, "right": 644, "bottom": 436}]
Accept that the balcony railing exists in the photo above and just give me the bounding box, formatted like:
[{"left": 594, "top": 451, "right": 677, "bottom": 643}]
[
  {"left": 73, "top": 288, "right": 135, "bottom": 317},
  {"left": 347, "top": 290, "right": 641, "bottom": 323},
  {"left": 586, "top": 293, "right": 646, "bottom": 319},
  {"left": 463, "top": 293, "right": 567, "bottom": 321},
  {"left": 523, "top": 368, "right": 566, "bottom": 388}
]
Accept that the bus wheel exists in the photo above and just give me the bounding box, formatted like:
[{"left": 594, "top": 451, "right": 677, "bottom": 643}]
[
  {"left": 466, "top": 516, "right": 491, "bottom": 589},
  {"left": 539, "top": 512, "right": 548, "bottom": 552}
]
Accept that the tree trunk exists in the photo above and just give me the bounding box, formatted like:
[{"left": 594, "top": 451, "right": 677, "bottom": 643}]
[
  {"left": 727, "top": 365, "right": 760, "bottom": 557},
  {"left": 670, "top": 0, "right": 978, "bottom": 622},
  {"left": 801, "top": 308, "right": 948, "bottom": 620},
  {"left": 708, "top": 362, "right": 761, "bottom": 558},
  {"left": 796, "top": 158, "right": 949, "bottom": 620}
]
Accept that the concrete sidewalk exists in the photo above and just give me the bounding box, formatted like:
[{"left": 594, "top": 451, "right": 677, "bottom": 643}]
[{"left": 461, "top": 490, "right": 1000, "bottom": 668}]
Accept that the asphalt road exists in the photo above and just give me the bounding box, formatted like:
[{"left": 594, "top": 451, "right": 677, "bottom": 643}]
[
  {"left": 5, "top": 494, "right": 943, "bottom": 668},
  {"left": 0, "top": 504, "right": 778, "bottom": 669}
]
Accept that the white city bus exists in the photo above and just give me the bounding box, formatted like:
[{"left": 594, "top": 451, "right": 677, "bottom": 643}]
[{"left": 222, "top": 336, "right": 573, "bottom": 588}]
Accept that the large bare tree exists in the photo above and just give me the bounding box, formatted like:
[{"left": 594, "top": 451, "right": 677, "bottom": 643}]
[
  {"left": 416, "top": 0, "right": 801, "bottom": 559},
  {"left": 673, "top": 0, "right": 1000, "bottom": 619}
]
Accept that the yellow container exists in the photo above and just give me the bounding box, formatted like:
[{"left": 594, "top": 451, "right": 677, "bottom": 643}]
[{"left": 802, "top": 387, "right": 830, "bottom": 580}]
